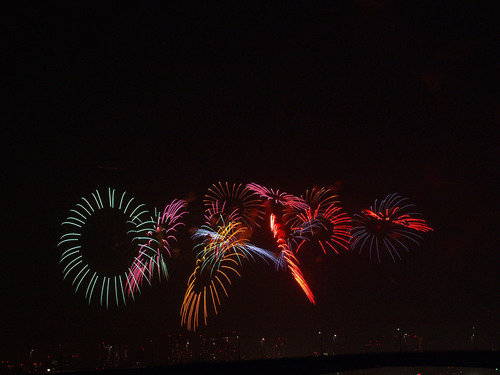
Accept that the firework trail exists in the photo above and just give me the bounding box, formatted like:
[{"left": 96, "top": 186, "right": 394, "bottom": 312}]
[
  {"left": 286, "top": 186, "right": 352, "bottom": 254},
  {"left": 270, "top": 213, "right": 315, "bottom": 304},
  {"left": 126, "top": 199, "right": 188, "bottom": 295},
  {"left": 245, "top": 182, "right": 314, "bottom": 303},
  {"left": 350, "top": 193, "right": 433, "bottom": 262}
]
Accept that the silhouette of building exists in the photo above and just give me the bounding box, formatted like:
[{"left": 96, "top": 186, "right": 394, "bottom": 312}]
[
  {"left": 404, "top": 334, "right": 424, "bottom": 352},
  {"left": 167, "top": 334, "right": 193, "bottom": 364},
  {"left": 199, "top": 335, "right": 218, "bottom": 361},
  {"left": 198, "top": 331, "right": 240, "bottom": 362},
  {"left": 267, "top": 337, "right": 287, "bottom": 359},
  {"left": 218, "top": 333, "right": 240, "bottom": 361},
  {"left": 364, "top": 338, "right": 383, "bottom": 352},
  {"left": 394, "top": 332, "right": 424, "bottom": 353},
  {"left": 165, "top": 331, "right": 241, "bottom": 363},
  {"left": 97, "top": 342, "right": 128, "bottom": 369}
]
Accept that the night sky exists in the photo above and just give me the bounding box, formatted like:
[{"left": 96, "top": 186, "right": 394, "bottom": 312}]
[{"left": 4, "top": 2, "right": 499, "bottom": 368}]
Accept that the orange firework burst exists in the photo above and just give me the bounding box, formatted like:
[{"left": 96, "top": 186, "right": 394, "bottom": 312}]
[
  {"left": 180, "top": 252, "right": 243, "bottom": 331},
  {"left": 183, "top": 209, "right": 278, "bottom": 330}
]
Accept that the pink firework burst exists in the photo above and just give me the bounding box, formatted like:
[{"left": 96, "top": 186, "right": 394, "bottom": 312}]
[
  {"left": 126, "top": 199, "right": 188, "bottom": 295},
  {"left": 246, "top": 182, "right": 309, "bottom": 210}
]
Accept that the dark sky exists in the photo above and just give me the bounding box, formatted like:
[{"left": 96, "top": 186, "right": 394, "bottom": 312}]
[{"left": 4, "top": 1, "right": 499, "bottom": 367}]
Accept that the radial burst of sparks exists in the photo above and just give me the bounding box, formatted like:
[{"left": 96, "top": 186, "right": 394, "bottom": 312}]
[
  {"left": 350, "top": 193, "right": 433, "bottom": 262},
  {"left": 204, "top": 181, "right": 265, "bottom": 229},
  {"left": 287, "top": 187, "right": 352, "bottom": 254},
  {"left": 126, "top": 199, "right": 188, "bottom": 295},
  {"left": 58, "top": 188, "right": 153, "bottom": 308},
  {"left": 180, "top": 252, "right": 243, "bottom": 331}
]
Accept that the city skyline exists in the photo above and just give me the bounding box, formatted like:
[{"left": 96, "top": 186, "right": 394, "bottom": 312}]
[{"left": 0, "top": 329, "right": 449, "bottom": 371}]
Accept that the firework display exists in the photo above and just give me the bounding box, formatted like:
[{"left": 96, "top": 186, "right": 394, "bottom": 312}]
[
  {"left": 179, "top": 190, "right": 279, "bottom": 330},
  {"left": 126, "top": 199, "right": 188, "bottom": 295},
  {"left": 58, "top": 188, "right": 154, "bottom": 307},
  {"left": 350, "top": 193, "right": 433, "bottom": 262},
  {"left": 204, "top": 182, "right": 265, "bottom": 229},
  {"left": 286, "top": 186, "right": 352, "bottom": 255},
  {"left": 246, "top": 182, "right": 309, "bottom": 211},
  {"left": 180, "top": 252, "right": 243, "bottom": 331},
  {"left": 245, "top": 183, "right": 317, "bottom": 304},
  {"left": 58, "top": 183, "right": 432, "bottom": 329},
  {"left": 270, "top": 213, "right": 315, "bottom": 304},
  {"left": 193, "top": 221, "right": 277, "bottom": 268}
]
